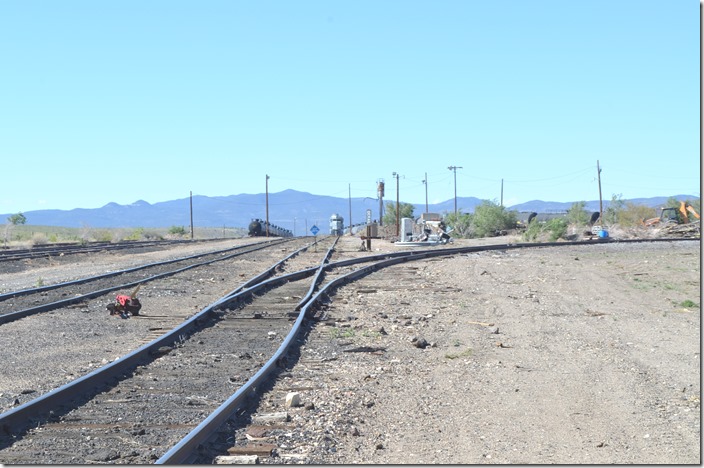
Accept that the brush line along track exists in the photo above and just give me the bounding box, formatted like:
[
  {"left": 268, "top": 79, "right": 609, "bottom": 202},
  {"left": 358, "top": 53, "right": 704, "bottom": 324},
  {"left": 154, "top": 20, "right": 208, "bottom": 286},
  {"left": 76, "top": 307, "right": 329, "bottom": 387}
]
[{"left": 0, "top": 236, "right": 696, "bottom": 464}]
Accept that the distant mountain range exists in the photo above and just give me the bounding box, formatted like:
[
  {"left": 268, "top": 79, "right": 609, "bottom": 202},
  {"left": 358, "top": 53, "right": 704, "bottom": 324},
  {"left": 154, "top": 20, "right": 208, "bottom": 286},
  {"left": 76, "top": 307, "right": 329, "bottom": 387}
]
[{"left": 2, "top": 190, "right": 698, "bottom": 234}]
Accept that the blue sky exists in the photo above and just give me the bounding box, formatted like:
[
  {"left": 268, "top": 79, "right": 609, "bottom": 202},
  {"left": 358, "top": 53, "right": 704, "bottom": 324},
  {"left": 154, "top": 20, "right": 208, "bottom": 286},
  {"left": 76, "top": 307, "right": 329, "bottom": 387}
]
[{"left": 0, "top": 0, "right": 700, "bottom": 215}]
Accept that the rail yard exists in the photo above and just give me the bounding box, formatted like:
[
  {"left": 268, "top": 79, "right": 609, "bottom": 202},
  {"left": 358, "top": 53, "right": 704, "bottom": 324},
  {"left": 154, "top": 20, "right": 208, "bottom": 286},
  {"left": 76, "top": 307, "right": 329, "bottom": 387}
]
[{"left": 0, "top": 234, "right": 699, "bottom": 464}]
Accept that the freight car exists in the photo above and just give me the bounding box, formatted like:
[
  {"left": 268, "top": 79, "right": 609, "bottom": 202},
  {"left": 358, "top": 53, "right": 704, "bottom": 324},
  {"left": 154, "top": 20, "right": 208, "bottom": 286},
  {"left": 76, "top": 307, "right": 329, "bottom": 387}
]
[{"left": 248, "top": 219, "right": 293, "bottom": 238}]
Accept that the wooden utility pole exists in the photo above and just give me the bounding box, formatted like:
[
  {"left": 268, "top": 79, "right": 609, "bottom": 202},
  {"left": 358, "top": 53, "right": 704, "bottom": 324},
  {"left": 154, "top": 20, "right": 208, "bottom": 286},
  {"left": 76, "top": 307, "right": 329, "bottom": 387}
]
[
  {"left": 500, "top": 179, "right": 504, "bottom": 207},
  {"left": 448, "top": 166, "right": 463, "bottom": 215},
  {"left": 597, "top": 160, "right": 603, "bottom": 223},
  {"left": 392, "top": 172, "right": 400, "bottom": 236},
  {"left": 265, "top": 174, "right": 270, "bottom": 237},
  {"left": 377, "top": 180, "right": 384, "bottom": 226},
  {"left": 423, "top": 172, "right": 428, "bottom": 213},
  {"left": 189, "top": 191, "right": 194, "bottom": 240}
]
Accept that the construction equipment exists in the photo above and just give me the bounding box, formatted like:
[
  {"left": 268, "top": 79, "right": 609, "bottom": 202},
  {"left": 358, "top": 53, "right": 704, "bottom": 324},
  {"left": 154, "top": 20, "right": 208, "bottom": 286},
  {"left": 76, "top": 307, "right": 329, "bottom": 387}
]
[{"left": 644, "top": 201, "right": 700, "bottom": 226}]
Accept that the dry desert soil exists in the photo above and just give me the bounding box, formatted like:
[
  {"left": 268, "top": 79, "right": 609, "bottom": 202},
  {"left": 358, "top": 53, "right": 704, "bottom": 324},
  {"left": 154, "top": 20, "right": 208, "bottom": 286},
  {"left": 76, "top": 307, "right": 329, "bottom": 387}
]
[
  {"left": 250, "top": 236, "right": 700, "bottom": 465},
  {"left": 0, "top": 235, "right": 700, "bottom": 465}
]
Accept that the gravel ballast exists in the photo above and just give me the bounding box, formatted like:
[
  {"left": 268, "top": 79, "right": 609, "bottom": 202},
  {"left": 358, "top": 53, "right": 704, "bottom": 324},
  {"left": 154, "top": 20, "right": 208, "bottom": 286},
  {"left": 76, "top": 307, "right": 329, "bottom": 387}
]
[{"left": 0, "top": 236, "right": 699, "bottom": 464}]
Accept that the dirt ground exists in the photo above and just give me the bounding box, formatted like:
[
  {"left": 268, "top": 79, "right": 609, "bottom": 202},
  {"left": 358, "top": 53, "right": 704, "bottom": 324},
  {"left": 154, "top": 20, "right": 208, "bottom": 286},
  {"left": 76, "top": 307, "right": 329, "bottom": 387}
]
[
  {"left": 0, "top": 235, "right": 699, "bottom": 464},
  {"left": 251, "top": 235, "right": 700, "bottom": 465}
]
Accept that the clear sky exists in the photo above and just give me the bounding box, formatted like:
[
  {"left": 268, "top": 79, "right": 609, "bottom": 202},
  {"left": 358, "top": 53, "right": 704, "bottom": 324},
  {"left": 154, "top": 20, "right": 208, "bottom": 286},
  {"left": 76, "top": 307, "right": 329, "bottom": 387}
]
[{"left": 0, "top": 0, "right": 700, "bottom": 215}]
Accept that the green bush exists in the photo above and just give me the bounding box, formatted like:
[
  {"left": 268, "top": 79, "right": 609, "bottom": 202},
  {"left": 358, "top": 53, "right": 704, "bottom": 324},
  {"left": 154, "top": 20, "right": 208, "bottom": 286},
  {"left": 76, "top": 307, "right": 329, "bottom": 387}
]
[
  {"left": 566, "top": 201, "right": 590, "bottom": 225},
  {"left": 30, "top": 232, "right": 49, "bottom": 245},
  {"left": 471, "top": 201, "right": 518, "bottom": 238},
  {"left": 619, "top": 202, "right": 656, "bottom": 226},
  {"left": 545, "top": 218, "right": 568, "bottom": 241},
  {"left": 443, "top": 211, "right": 473, "bottom": 238},
  {"left": 521, "top": 217, "right": 568, "bottom": 242},
  {"left": 522, "top": 220, "right": 541, "bottom": 241},
  {"left": 604, "top": 194, "right": 625, "bottom": 225},
  {"left": 125, "top": 228, "right": 145, "bottom": 241},
  {"left": 94, "top": 230, "right": 114, "bottom": 242},
  {"left": 168, "top": 225, "right": 188, "bottom": 236}
]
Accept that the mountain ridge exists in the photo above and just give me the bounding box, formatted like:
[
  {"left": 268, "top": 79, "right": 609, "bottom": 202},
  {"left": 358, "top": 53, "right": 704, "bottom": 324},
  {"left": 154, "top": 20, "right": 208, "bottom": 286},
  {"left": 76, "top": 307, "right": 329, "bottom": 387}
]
[{"left": 2, "top": 191, "right": 698, "bottom": 233}]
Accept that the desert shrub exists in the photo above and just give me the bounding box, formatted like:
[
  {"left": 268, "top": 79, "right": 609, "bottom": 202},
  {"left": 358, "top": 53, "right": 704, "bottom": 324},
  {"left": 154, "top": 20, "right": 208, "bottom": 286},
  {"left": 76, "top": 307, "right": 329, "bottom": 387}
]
[
  {"left": 566, "top": 201, "right": 590, "bottom": 225},
  {"left": 603, "top": 194, "right": 625, "bottom": 225},
  {"left": 443, "top": 211, "right": 473, "bottom": 238},
  {"left": 522, "top": 219, "right": 541, "bottom": 241},
  {"left": 470, "top": 201, "right": 517, "bottom": 238},
  {"left": 141, "top": 229, "right": 164, "bottom": 240},
  {"left": 125, "top": 228, "right": 145, "bottom": 241},
  {"left": 30, "top": 232, "right": 49, "bottom": 246},
  {"left": 619, "top": 202, "right": 657, "bottom": 226},
  {"left": 545, "top": 218, "right": 568, "bottom": 241},
  {"left": 521, "top": 217, "right": 568, "bottom": 242},
  {"left": 168, "top": 225, "right": 188, "bottom": 236},
  {"left": 94, "top": 230, "right": 114, "bottom": 242}
]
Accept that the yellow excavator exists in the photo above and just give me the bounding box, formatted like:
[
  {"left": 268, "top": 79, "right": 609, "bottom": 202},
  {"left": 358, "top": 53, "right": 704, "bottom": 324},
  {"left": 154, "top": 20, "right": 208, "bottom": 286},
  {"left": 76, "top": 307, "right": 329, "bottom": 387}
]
[{"left": 643, "top": 201, "right": 700, "bottom": 226}]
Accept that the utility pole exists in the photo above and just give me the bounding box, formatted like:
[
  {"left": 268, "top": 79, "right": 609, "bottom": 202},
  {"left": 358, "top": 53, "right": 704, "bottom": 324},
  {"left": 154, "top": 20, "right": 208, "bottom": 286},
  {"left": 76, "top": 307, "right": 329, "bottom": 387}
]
[
  {"left": 422, "top": 172, "right": 428, "bottom": 213},
  {"left": 448, "top": 166, "right": 463, "bottom": 215},
  {"left": 265, "top": 174, "right": 270, "bottom": 237},
  {"left": 377, "top": 180, "right": 385, "bottom": 226},
  {"left": 500, "top": 179, "right": 504, "bottom": 207},
  {"left": 189, "top": 190, "right": 194, "bottom": 240},
  {"left": 392, "top": 172, "right": 400, "bottom": 236},
  {"left": 597, "top": 160, "right": 603, "bottom": 224},
  {"left": 348, "top": 184, "right": 352, "bottom": 235}
]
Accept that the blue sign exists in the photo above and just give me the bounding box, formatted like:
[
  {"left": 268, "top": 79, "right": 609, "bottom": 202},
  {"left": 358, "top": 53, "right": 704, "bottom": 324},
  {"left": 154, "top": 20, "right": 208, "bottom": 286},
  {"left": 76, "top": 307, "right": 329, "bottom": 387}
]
[{"left": 310, "top": 225, "right": 319, "bottom": 235}]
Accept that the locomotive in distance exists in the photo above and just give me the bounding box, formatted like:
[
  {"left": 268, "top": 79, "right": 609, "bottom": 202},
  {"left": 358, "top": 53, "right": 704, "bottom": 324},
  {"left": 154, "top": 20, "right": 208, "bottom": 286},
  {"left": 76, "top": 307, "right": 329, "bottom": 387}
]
[{"left": 248, "top": 218, "right": 293, "bottom": 238}]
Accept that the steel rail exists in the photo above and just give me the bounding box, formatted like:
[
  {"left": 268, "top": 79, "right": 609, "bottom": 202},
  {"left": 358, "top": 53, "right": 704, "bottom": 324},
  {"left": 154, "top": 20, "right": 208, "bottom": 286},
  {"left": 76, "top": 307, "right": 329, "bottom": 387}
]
[
  {"left": 329, "top": 236, "right": 699, "bottom": 269},
  {"left": 0, "top": 239, "right": 291, "bottom": 325},
  {"left": 0, "top": 238, "right": 326, "bottom": 432},
  {"left": 156, "top": 236, "right": 699, "bottom": 464},
  {"left": 0, "top": 238, "right": 223, "bottom": 262},
  {"left": 226, "top": 237, "right": 325, "bottom": 297},
  {"left": 155, "top": 237, "right": 339, "bottom": 464},
  {"left": 0, "top": 236, "right": 693, "bottom": 462},
  {"left": 0, "top": 239, "right": 286, "bottom": 302}
]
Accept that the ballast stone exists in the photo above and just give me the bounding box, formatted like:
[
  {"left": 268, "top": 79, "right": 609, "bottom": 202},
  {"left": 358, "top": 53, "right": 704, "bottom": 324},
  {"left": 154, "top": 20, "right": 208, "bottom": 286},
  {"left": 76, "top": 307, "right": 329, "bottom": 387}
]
[{"left": 285, "top": 392, "right": 302, "bottom": 407}]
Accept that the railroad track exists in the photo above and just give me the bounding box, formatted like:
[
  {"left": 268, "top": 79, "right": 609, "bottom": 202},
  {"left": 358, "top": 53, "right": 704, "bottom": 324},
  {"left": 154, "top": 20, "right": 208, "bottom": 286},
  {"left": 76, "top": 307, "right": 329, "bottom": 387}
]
[
  {"left": 0, "top": 238, "right": 293, "bottom": 324},
  {"left": 0, "top": 236, "right": 696, "bottom": 464},
  {"left": 0, "top": 237, "right": 310, "bottom": 412},
  {"left": 0, "top": 236, "right": 336, "bottom": 464},
  {"left": 0, "top": 238, "right": 230, "bottom": 263}
]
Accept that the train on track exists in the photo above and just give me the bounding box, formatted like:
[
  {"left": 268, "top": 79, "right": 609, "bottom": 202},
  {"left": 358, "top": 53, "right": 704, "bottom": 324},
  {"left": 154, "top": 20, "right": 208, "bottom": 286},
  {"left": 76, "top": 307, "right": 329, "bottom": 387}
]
[
  {"left": 329, "top": 213, "right": 344, "bottom": 236},
  {"left": 248, "top": 218, "right": 293, "bottom": 237}
]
